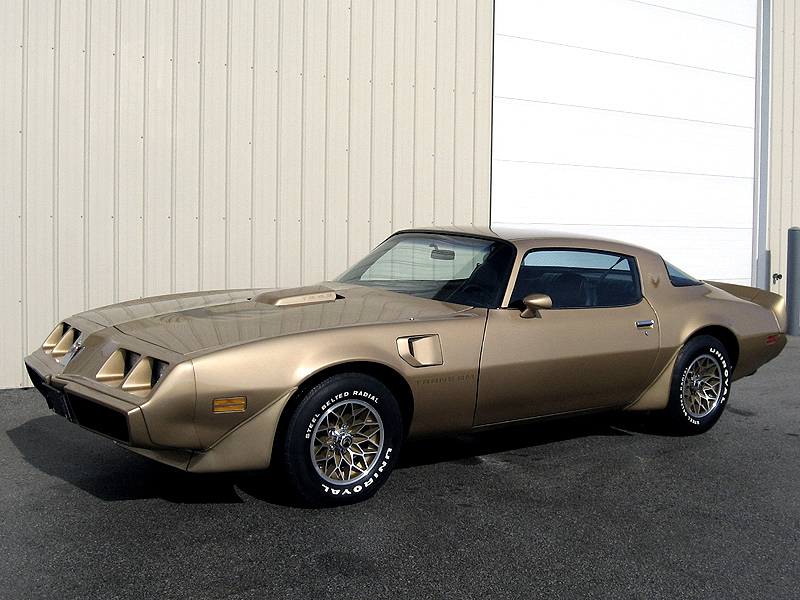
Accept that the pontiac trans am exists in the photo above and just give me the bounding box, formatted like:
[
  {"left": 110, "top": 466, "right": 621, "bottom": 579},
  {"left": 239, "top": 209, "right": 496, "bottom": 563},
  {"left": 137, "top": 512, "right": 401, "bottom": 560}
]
[{"left": 24, "top": 228, "right": 787, "bottom": 506}]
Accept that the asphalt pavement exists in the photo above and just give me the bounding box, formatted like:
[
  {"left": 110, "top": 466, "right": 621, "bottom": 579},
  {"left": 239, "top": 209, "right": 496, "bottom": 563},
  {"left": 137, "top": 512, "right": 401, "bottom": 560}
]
[{"left": 2, "top": 338, "right": 799, "bottom": 599}]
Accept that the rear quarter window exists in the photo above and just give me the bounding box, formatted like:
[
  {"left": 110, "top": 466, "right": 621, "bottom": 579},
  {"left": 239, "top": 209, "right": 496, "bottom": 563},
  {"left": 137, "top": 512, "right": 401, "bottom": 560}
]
[{"left": 665, "top": 262, "right": 703, "bottom": 287}]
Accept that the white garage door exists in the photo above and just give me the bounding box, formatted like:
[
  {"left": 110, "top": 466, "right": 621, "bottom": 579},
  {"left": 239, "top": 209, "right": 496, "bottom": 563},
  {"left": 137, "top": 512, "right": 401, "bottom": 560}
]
[{"left": 491, "top": 0, "right": 758, "bottom": 284}]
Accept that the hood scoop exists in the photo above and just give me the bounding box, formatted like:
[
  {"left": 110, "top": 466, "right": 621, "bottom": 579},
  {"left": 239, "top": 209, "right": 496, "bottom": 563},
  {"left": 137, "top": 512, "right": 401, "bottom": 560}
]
[{"left": 252, "top": 285, "right": 341, "bottom": 307}]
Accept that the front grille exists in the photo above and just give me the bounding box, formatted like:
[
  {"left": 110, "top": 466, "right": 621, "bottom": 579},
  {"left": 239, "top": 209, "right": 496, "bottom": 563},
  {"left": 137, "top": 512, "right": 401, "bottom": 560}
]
[
  {"left": 67, "top": 393, "right": 131, "bottom": 443},
  {"left": 26, "top": 364, "right": 48, "bottom": 396}
]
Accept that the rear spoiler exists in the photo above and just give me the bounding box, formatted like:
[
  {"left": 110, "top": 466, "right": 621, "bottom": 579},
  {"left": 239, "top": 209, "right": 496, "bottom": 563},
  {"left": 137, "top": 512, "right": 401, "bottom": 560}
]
[{"left": 706, "top": 281, "right": 787, "bottom": 333}]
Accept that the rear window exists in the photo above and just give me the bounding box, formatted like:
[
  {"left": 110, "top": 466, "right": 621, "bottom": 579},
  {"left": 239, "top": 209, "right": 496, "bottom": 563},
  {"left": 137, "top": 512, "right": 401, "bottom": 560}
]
[{"left": 665, "top": 262, "right": 702, "bottom": 287}]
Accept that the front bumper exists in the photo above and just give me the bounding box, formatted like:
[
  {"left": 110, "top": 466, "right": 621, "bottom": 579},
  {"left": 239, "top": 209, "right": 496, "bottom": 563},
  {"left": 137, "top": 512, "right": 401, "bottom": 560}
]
[
  {"left": 25, "top": 342, "right": 294, "bottom": 474},
  {"left": 25, "top": 352, "right": 151, "bottom": 446},
  {"left": 23, "top": 316, "right": 197, "bottom": 452}
]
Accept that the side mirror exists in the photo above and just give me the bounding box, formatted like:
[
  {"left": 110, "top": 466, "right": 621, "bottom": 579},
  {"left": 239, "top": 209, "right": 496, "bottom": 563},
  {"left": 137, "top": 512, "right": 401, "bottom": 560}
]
[{"left": 521, "top": 293, "right": 552, "bottom": 318}]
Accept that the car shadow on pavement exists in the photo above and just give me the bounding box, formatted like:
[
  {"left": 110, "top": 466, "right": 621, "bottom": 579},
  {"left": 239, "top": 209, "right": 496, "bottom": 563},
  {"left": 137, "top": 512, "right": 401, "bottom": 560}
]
[
  {"left": 397, "top": 410, "right": 661, "bottom": 469},
  {"left": 8, "top": 409, "right": 661, "bottom": 506},
  {"left": 7, "top": 415, "right": 245, "bottom": 504}
]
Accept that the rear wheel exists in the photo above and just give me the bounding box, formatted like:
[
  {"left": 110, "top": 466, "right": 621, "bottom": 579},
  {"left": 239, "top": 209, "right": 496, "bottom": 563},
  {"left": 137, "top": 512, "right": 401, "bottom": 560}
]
[
  {"left": 282, "top": 373, "right": 402, "bottom": 507},
  {"left": 664, "top": 335, "right": 731, "bottom": 434}
]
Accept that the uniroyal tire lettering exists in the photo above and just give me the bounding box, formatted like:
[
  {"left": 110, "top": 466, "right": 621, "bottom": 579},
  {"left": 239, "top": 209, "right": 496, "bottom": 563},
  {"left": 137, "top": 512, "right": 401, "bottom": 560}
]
[
  {"left": 679, "top": 345, "right": 730, "bottom": 426},
  {"left": 664, "top": 337, "right": 732, "bottom": 436},
  {"left": 319, "top": 448, "right": 393, "bottom": 496},
  {"left": 288, "top": 373, "right": 401, "bottom": 506}
]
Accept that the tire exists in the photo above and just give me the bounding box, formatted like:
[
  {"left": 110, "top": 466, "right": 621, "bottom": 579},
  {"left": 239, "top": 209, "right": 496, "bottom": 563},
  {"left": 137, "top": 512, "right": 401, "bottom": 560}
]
[
  {"left": 664, "top": 335, "right": 731, "bottom": 435},
  {"left": 282, "top": 373, "right": 403, "bottom": 507}
]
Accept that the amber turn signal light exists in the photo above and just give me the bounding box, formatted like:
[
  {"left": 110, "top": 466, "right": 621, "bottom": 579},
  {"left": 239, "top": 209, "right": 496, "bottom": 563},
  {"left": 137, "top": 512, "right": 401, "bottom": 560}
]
[{"left": 213, "top": 397, "right": 247, "bottom": 413}]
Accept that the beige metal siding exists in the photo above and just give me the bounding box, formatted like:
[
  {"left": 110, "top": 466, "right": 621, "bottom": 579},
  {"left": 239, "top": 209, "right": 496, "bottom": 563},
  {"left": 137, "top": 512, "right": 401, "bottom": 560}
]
[
  {"left": 2, "top": 0, "right": 24, "bottom": 391},
  {"left": 1, "top": 0, "right": 494, "bottom": 388},
  {"left": 769, "top": 0, "right": 800, "bottom": 296}
]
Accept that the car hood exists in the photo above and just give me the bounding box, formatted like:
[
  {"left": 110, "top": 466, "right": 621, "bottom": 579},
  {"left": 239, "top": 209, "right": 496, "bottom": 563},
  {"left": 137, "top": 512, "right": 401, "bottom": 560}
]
[{"left": 74, "top": 284, "right": 475, "bottom": 355}]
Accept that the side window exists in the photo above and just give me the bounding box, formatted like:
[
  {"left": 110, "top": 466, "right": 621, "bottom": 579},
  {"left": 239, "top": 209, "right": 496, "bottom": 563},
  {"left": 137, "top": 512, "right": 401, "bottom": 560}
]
[{"left": 510, "top": 249, "right": 642, "bottom": 309}]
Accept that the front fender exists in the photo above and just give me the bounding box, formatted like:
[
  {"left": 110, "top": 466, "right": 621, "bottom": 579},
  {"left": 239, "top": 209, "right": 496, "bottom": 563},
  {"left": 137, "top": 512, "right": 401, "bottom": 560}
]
[{"left": 189, "top": 314, "right": 486, "bottom": 453}]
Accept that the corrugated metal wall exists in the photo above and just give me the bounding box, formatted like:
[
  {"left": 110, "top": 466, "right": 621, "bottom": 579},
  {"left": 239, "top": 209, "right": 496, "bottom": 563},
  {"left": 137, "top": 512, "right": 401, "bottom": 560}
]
[
  {"left": 769, "top": 0, "right": 800, "bottom": 296},
  {"left": 1, "top": 0, "right": 494, "bottom": 388}
]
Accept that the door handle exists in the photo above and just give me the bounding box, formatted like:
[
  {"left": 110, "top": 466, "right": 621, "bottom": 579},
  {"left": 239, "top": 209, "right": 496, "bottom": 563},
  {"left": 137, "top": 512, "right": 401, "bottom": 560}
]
[{"left": 635, "top": 320, "right": 655, "bottom": 329}]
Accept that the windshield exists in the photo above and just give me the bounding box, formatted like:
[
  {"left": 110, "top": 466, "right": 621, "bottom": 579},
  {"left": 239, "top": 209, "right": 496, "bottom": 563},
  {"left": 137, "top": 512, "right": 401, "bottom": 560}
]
[{"left": 335, "top": 232, "right": 515, "bottom": 308}]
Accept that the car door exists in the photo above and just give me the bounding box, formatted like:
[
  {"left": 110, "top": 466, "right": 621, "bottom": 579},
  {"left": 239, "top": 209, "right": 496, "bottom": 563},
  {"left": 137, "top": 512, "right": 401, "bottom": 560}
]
[{"left": 474, "top": 248, "right": 660, "bottom": 426}]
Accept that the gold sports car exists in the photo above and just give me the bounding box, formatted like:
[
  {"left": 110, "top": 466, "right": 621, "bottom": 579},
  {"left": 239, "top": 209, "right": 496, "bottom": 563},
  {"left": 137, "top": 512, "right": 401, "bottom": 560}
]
[{"left": 25, "top": 227, "right": 787, "bottom": 506}]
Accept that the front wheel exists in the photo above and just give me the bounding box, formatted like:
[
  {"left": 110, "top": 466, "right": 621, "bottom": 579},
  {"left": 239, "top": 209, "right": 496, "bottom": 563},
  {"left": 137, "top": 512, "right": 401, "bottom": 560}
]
[
  {"left": 664, "top": 335, "right": 731, "bottom": 435},
  {"left": 282, "top": 373, "right": 403, "bottom": 507}
]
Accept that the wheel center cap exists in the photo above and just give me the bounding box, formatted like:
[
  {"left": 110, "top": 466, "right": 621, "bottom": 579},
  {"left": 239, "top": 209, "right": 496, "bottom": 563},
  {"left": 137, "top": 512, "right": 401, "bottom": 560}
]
[{"left": 328, "top": 427, "right": 354, "bottom": 452}]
